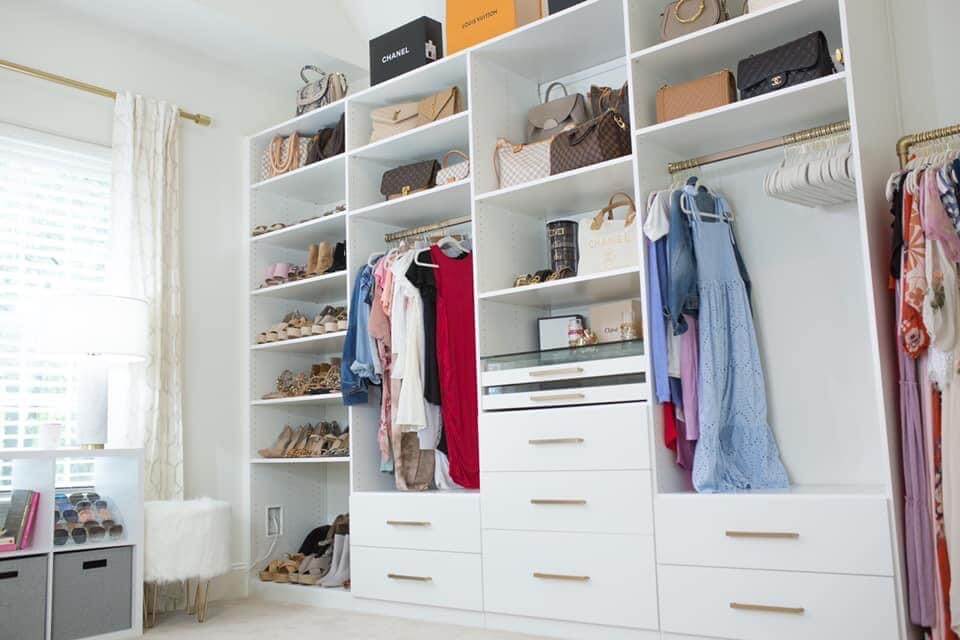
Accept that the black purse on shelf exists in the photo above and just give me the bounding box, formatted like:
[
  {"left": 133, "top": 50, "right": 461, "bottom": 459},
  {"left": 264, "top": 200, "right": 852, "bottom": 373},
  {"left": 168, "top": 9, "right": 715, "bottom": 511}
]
[{"left": 737, "top": 31, "right": 836, "bottom": 100}]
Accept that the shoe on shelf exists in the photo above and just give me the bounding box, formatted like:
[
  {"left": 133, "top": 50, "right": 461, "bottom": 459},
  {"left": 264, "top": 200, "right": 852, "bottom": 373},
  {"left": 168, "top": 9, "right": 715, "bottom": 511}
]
[
  {"left": 332, "top": 242, "right": 346, "bottom": 273},
  {"left": 262, "top": 370, "right": 295, "bottom": 400},
  {"left": 272, "top": 555, "right": 303, "bottom": 583},
  {"left": 320, "top": 518, "right": 350, "bottom": 588},
  {"left": 298, "top": 550, "right": 334, "bottom": 585},
  {"left": 336, "top": 307, "right": 348, "bottom": 331},
  {"left": 258, "top": 425, "right": 295, "bottom": 458},
  {"left": 314, "top": 242, "right": 333, "bottom": 276},
  {"left": 305, "top": 244, "right": 321, "bottom": 277}
]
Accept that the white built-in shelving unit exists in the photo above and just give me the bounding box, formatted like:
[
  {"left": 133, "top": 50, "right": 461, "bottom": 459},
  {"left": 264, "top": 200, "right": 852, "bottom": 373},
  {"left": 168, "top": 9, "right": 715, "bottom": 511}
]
[
  {"left": 0, "top": 448, "right": 144, "bottom": 640},
  {"left": 245, "top": 0, "right": 912, "bottom": 637}
]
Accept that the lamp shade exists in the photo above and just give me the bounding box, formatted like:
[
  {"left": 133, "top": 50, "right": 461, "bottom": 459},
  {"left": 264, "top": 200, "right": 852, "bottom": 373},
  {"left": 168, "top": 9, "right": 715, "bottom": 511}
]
[{"left": 28, "top": 293, "right": 148, "bottom": 363}]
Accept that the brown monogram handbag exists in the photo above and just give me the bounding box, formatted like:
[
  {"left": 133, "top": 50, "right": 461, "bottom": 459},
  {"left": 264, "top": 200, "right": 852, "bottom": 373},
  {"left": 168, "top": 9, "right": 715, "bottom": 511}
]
[
  {"left": 380, "top": 160, "right": 440, "bottom": 200},
  {"left": 549, "top": 109, "right": 631, "bottom": 176}
]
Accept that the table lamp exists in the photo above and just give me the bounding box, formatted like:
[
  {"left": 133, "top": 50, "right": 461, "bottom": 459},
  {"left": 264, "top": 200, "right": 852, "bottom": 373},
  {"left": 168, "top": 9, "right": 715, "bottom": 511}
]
[{"left": 30, "top": 294, "right": 148, "bottom": 449}]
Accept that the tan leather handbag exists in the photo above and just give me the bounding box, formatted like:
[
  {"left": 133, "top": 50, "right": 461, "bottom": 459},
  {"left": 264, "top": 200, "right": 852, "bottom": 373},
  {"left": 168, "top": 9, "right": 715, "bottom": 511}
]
[
  {"left": 656, "top": 70, "right": 737, "bottom": 123},
  {"left": 369, "top": 101, "right": 419, "bottom": 143},
  {"left": 417, "top": 86, "right": 464, "bottom": 127},
  {"left": 494, "top": 138, "right": 551, "bottom": 189},
  {"left": 660, "top": 0, "right": 728, "bottom": 41},
  {"left": 526, "top": 82, "right": 589, "bottom": 143}
]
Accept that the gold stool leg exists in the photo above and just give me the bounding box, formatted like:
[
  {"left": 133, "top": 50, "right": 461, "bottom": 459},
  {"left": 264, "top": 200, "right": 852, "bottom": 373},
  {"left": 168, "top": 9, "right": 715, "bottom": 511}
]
[
  {"left": 195, "top": 581, "right": 211, "bottom": 623},
  {"left": 185, "top": 579, "right": 194, "bottom": 614},
  {"left": 151, "top": 582, "right": 160, "bottom": 628}
]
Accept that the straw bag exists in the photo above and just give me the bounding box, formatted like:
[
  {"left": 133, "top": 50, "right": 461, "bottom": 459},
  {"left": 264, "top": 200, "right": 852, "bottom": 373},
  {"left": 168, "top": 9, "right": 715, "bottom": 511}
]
[
  {"left": 494, "top": 138, "right": 551, "bottom": 189},
  {"left": 577, "top": 192, "right": 639, "bottom": 275},
  {"left": 436, "top": 150, "right": 470, "bottom": 185},
  {"left": 260, "top": 133, "right": 314, "bottom": 181}
]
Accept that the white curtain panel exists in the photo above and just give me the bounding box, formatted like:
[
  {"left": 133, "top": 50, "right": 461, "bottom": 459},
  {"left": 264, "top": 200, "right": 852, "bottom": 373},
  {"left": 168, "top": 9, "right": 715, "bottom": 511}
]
[{"left": 110, "top": 91, "right": 184, "bottom": 501}]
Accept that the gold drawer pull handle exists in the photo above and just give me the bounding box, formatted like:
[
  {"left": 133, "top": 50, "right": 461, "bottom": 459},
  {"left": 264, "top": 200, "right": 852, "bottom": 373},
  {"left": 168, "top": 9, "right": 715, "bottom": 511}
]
[
  {"left": 386, "top": 520, "right": 431, "bottom": 527},
  {"left": 388, "top": 573, "right": 432, "bottom": 582},
  {"left": 528, "top": 367, "right": 584, "bottom": 378},
  {"left": 530, "top": 393, "right": 586, "bottom": 402},
  {"left": 531, "top": 499, "right": 587, "bottom": 505},
  {"left": 725, "top": 530, "right": 800, "bottom": 540},
  {"left": 528, "top": 437, "right": 585, "bottom": 445},
  {"left": 730, "top": 602, "right": 805, "bottom": 615},
  {"left": 533, "top": 572, "right": 590, "bottom": 582}
]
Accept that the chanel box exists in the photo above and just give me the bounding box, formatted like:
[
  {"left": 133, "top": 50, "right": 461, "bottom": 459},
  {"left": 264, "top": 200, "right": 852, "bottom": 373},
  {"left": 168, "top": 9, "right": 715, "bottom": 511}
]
[
  {"left": 369, "top": 17, "right": 443, "bottom": 86},
  {"left": 547, "top": 0, "right": 587, "bottom": 14}
]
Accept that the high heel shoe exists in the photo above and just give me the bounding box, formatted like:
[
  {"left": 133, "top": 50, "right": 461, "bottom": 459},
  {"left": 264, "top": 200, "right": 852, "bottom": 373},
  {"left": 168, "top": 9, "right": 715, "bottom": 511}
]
[{"left": 257, "top": 425, "right": 295, "bottom": 458}]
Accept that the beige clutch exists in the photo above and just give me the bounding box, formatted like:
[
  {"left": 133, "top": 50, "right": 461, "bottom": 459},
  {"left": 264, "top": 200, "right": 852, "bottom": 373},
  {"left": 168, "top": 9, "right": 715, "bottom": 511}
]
[{"left": 655, "top": 70, "right": 737, "bottom": 123}]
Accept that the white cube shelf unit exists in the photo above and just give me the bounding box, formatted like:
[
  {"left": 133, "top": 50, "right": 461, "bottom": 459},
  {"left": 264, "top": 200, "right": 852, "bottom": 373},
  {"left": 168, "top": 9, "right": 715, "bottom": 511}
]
[
  {"left": 0, "top": 448, "right": 144, "bottom": 640},
  {"left": 245, "top": 0, "right": 914, "bottom": 637}
]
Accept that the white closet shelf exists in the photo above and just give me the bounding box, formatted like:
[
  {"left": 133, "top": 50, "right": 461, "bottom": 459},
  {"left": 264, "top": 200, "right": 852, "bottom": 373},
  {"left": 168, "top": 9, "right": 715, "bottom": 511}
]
[
  {"left": 250, "top": 212, "right": 347, "bottom": 249},
  {"left": 657, "top": 484, "right": 888, "bottom": 498},
  {"left": 635, "top": 73, "right": 849, "bottom": 158},
  {"left": 471, "top": 0, "right": 625, "bottom": 82},
  {"left": 250, "top": 457, "right": 350, "bottom": 465},
  {"left": 630, "top": 0, "right": 840, "bottom": 79},
  {"left": 0, "top": 548, "right": 50, "bottom": 559},
  {"left": 346, "top": 53, "right": 468, "bottom": 109},
  {"left": 250, "top": 270, "right": 347, "bottom": 302},
  {"left": 251, "top": 393, "right": 344, "bottom": 407},
  {"left": 351, "top": 180, "right": 472, "bottom": 229},
  {"left": 476, "top": 157, "right": 634, "bottom": 217},
  {"left": 251, "top": 579, "right": 353, "bottom": 607},
  {"left": 251, "top": 154, "right": 346, "bottom": 204},
  {"left": 349, "top": 112, "right": 470, "bottom": 164},
  {"left": 251, "top": 331, "right": 347, "bottom": 354},
  {"left": 249, "top": 99, "right": 346, "bottom": 145},
  {"left": 479, "top": 266, "right": 642, "bottom": 308},
  {"left": 52, "top": 540, "right": 133, "bottom": 554}
]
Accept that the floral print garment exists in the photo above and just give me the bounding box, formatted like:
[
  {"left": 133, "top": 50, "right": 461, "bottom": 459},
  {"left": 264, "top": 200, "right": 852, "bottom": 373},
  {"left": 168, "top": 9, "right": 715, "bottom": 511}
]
[{"left": 902, "top": 185, "right": 931, "bottom": 358}]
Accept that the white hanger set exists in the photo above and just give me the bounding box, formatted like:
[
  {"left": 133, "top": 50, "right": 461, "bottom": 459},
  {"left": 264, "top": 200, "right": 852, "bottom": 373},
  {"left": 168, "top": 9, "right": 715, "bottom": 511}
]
[
  {"left": 764, "top": 132, "right": 858, "bottom": 207},
  {"left": 888, "top": 134, "right": 960, "bottom": 200},
  {"left": 367, "top": 233, "right": 471, "bottom": 270}
]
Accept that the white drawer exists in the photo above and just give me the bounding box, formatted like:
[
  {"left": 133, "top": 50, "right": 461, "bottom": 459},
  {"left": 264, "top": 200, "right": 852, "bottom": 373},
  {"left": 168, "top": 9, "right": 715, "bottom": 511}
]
[
  {"left": 351, "top": 492, "right": 480, "bottom": 553},
  {"left": 482, "top": 470, "right": 653, "bottom": 534},
  {"left": 483, "top": 530, "right": 658, "bottom": 630},
  {"left": 352, "top": 546, "right": 483, "bottom": 611},
  {"left": 480, "top": 403, "right": 650, "bottom": 472},
  {"left": 658, "top": 565, "right": 899, "bottom": 640},
  {"left": 481, "top": 354, "right": 645, "bottom": 387},
  {"left": 655, "top": 494, "right": 894, "bottom": 575},
  {"left": 481, "top": 383, "right": 649, "bottom": 411}
]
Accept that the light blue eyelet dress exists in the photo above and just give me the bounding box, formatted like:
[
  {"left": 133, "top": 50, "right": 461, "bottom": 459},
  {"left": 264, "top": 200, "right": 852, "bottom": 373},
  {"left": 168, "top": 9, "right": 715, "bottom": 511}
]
[{"left": 687, "top": 192, "right": 790, "bottom": 493}]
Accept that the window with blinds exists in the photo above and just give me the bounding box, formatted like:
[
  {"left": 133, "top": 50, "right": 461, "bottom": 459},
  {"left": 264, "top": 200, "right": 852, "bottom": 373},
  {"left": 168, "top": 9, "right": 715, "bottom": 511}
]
[{"left": 0, "top": 124, "right": 112, "bottom": 489}]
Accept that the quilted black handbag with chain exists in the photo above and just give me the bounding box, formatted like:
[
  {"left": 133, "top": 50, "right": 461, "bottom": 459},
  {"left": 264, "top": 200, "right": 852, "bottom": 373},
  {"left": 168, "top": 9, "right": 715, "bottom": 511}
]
[{"left": 737, "top": 31, "right": 835, "bottom": 100}]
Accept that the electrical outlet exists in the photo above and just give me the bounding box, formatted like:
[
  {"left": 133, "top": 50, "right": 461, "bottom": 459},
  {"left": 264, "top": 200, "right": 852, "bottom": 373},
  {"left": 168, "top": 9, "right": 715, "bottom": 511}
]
[{"left": 266, "top": 505, "right": 283, "bottom": 537}]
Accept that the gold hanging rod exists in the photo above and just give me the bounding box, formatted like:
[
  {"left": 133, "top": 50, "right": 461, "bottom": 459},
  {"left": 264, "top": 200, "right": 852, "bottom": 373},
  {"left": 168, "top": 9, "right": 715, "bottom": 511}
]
[
  {"left": 384, "top": 215, "right": 472, "bottom": 242},
  {"left": 667, "top": 120, "right": 851, "bottom": 174},
  {"left": 0, "top": 58, "right": 212, "bottom": 126},
  {"left": 896, "top": 123, "right": 960, "bottom": 168}
]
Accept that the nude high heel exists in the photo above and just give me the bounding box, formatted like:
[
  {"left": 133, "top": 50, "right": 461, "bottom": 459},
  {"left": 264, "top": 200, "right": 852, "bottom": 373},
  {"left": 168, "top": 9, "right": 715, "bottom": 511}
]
[{"left": 257, "top": 425, "right": 295, "bottom": 458}]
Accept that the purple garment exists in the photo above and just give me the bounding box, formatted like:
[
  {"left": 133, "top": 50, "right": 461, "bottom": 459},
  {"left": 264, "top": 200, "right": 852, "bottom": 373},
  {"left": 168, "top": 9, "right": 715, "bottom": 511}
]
[
  {"left": 670, "top": 377, "right": 696, "bottom": 472},
  {"left": 647, "top": 237, "right": 671, "bottom": 403},
  {"left": 680, "top": 313, "right": 700, "bottom": 441},
  {"left": 898, "top": 286, "right": 937, "bottom": 626}
]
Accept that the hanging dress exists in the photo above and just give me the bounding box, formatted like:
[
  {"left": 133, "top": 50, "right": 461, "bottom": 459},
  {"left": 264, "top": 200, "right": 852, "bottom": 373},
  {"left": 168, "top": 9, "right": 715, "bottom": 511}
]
[{"left": 689, "top": 193, "right": 789, "bottom": 493}]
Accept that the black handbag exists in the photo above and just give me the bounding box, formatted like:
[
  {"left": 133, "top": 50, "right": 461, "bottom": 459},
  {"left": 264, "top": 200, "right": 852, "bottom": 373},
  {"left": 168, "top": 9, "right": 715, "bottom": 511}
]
[{"left": 737, "top": 31, "right": 835, "bottom": 100}]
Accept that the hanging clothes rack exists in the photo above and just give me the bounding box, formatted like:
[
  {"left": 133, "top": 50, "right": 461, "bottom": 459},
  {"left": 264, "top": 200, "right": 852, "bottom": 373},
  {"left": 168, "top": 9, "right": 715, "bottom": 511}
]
[
  {"left": 384, "top": 215, "right": 472, "bottom": 243},
  {"left": 896, "top": 123, "right": 960, "bottom": 168},
  {"left": 667, "top": 120, "right": 851, "bottom": 174}
]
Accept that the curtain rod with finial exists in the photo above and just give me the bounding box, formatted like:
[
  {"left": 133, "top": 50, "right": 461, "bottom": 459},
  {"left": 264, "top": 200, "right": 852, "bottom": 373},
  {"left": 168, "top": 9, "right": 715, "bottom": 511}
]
[{"left": 0, "top": 58, "right": 213, "bottom": 126}]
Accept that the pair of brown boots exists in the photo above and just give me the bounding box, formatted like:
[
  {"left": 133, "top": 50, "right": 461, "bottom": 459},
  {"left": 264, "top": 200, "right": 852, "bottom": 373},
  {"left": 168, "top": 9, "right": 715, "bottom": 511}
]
[{"left": 306, "top": 242, "right": 334, "bottom": 277}]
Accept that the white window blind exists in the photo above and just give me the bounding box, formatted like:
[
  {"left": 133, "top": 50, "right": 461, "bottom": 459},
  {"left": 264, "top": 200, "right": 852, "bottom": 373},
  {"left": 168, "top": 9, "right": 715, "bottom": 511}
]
[{"left": 0, "top": 124, "right": 112, "bottom": 489}]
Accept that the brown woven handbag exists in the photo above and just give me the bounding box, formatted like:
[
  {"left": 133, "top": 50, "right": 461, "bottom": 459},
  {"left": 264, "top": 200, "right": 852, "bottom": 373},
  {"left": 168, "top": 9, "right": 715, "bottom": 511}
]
[
  {"left": 549, "top": 109, "right": 631, "bottom": 176},
  {"left": 380, "top": 160, "right": 440, "bottom": 200}
]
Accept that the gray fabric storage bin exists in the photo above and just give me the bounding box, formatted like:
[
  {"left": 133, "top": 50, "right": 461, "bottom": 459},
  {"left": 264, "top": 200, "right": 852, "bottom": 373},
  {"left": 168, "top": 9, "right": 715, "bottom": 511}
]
[
  {"left": 0, "top": 554, "right": 48, "bottom": 640},
  {"left": 53, "top": 546, "right": 132, "bottom": 640}
]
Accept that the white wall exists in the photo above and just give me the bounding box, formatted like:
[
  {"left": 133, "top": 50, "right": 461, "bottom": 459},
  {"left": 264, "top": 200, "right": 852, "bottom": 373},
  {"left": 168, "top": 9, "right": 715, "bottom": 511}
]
[
  {"left": 889, "top": 0, "right": 960, "bottom": 135},
  {"left": 0, "top": 0, "right": 289, "bottom": 598}
]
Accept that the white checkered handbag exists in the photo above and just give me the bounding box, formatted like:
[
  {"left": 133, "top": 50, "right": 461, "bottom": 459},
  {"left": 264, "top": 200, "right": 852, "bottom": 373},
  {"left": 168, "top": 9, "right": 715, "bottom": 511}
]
[
  {"left": 436, "top": 150, "right": 470, "bottom": 185},
  {"left": 494, "top": 137, "right": 551, "bottom": 190}
]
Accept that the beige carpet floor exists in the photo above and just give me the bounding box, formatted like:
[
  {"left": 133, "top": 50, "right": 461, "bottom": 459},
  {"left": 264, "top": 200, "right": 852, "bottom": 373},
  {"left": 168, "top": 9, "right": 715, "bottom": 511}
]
[{"left": 146, "top": 599, "right": 547, "bottom": 639}]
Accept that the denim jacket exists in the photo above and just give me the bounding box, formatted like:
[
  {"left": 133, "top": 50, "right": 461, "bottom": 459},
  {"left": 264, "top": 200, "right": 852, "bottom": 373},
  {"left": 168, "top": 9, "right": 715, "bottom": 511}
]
[
  {"left": 351, "top": 264, "right": 381, "bottom": 385},
  {"left": 342, "top": 264, "right": 372, "bottom": 406},
  {"left": 667, "top": 180, "right": 752, "bottom": 336}
]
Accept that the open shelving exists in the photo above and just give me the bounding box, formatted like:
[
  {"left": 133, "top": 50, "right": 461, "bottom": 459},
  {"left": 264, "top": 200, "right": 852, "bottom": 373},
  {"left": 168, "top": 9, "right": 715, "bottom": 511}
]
[{"left": 244, "top": 1, "right": 909, "bottom": 636}]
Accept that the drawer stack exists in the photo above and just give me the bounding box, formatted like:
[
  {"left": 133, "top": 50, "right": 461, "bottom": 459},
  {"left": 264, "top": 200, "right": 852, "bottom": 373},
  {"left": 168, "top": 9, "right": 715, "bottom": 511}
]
[
  {"left": 655, "top": 494, "right": 900, "bottom": 640},
  {"left": 350, "top": 492, "right": 483, "bottom": 612},
  {"left": 479, "top": 402, "right": 659, "bottom": 632}
]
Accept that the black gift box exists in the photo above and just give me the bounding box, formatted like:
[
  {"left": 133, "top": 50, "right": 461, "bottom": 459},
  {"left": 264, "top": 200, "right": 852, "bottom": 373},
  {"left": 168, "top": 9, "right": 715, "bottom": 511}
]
[
  {"left": 547, "top": 0, "right": 587, "bottom": 13},
  {"left": 369, "top": 17, "right": 444, "bottom": 86}
]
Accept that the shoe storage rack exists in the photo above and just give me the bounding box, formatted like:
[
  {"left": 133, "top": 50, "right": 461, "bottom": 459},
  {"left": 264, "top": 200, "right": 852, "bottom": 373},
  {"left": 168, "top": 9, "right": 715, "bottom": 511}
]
[
  {"left": 0, "top": 448, "right": 143, "bottom": 640},
  {"left": 245, "top": 0, "right": 913, "bottom": 637}
]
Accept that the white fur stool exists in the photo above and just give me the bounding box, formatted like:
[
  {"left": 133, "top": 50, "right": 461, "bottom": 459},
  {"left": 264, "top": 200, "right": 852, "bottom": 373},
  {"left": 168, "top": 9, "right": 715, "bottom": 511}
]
[{"left": 144, "top": 498, "right": 231, "bottom": 625}]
